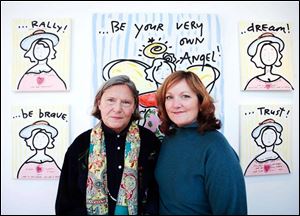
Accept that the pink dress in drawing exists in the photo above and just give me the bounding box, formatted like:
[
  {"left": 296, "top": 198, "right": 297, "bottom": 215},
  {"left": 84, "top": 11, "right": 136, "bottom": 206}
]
[
  {"left": 18, "top": 70, "right": 66, "bottom": 91},
  {"left": 245, "top": 77, "right": 293, "bottom": 90},
  {"left": 245, "top": 158, "right": 290, "bottom": 176},
  {"left": 18, "top": 161, "right": 61, "bottom": 179}
]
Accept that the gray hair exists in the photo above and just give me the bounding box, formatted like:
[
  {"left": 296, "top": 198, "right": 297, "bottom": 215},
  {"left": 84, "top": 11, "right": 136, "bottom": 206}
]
[{"left": 91, "top": 75, "right": 141, "bottom": 121}]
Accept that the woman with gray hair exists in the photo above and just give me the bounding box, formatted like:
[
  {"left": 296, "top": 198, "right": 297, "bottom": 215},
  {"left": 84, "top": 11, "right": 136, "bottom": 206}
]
[{"left": 56, "top": 75, "right": 161, "bottom": 215}]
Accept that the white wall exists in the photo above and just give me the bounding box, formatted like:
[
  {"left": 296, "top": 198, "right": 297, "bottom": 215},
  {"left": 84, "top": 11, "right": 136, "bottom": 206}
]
[{"left": 1, "top": 1, "right": 299, "bottom": 215}]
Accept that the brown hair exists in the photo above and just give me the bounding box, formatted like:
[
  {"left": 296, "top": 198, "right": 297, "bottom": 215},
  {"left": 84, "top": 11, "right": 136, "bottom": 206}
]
[
  {"left": 91, "top": 75, "right": 141, "bottom": 121},
  {"left": 156, "top": 70, "right": 221, "bottom": 135}
]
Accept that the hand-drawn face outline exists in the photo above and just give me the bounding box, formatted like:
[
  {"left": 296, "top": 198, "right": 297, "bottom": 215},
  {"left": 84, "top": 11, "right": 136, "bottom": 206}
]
[
  {"left": 147, "top": 59, "right": 174, "bottom": 86},
  {"left": 145, "top": 52, "right": 177, "bottom": 87},
  {"left": 24, "top": 39, "right": 57, "bottom": 63},
  {"left": 247, "top": 32, "right": 284, "bottom": 69},
  {"left": 19, "top": 120, "right": 58, "bottom": 151},
  {"left": 260, "top": 127, "right": 277, "bottom": 147},
  {"left": 251, "top": 119, "right": 283, "bottom": 148},
  {"left": 20, "top": 29, "right": 59, "bottom": 63},
  {"left": 33, "top": 41, "right": 51, "bottom": 61},
  {"left": 260, "top": 43, "right": 279, "bottom": 66}
]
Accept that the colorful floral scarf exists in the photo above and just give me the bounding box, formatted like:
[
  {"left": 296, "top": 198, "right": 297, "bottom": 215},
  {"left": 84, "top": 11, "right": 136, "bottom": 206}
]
[{"left": 86, "top": 121, "right": 140, "bottom": 215}]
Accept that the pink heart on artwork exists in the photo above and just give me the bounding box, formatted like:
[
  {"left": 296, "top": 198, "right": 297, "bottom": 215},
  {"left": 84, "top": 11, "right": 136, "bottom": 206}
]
[
  {"left": 265, "top": 84, "right": 271, "bottom": 89},
  {"left": 36, "top": 164, "right": 43, "bottom": 173},
  {"left": 36, "top": 77, "right": 44, "bottom": 85},
  {"left": 264, "top": 164, "right": 270, "bottom": 172}
]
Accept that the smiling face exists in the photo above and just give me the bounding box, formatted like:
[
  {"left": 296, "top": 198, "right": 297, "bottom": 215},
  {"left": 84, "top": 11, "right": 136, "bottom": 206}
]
[
  {"left": 165, "top": 79, "right": 199, "bottom": 127},
  {"left": 98, "top": 84, "right": 135, "bottom": 133}
]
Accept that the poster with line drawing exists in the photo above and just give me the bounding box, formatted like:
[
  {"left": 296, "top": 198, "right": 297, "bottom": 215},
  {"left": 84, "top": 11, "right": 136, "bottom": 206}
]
[
  {"left": 240, "top": 21, "right": 294, "bottom": 91},
  {"left": 12, "top": 105, "right": 69, "bottom": 179},
  {"left": 93, "top": 13, "right": 223, "bottom": 139},
  {"left": 240, "top": 104, "right": 292, "bottom": 176},
  {"left": 12, "top": 18, "right": 71, "bottom": 92}
]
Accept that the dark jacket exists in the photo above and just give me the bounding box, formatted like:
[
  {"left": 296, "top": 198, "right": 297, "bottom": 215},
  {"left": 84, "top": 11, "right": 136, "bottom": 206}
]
[{"left": 55, "top": 125, "right": 160, "bottom": 215}]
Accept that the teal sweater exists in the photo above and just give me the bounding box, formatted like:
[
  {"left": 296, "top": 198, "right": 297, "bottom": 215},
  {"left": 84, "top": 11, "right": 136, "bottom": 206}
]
[{"left": 155, "top": 124, "right": 247, "bottom": 215}]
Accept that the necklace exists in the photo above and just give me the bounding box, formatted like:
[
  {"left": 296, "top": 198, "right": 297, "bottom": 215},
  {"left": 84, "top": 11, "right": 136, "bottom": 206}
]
[{"left": 108, "top": 189, "right": 117, "bottom": 202}]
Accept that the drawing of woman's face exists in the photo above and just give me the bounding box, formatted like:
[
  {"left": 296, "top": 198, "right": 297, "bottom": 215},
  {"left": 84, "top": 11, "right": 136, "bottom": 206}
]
[
  {"left": 33, "top": 41, "right": 50, "bottom": 61},
  {"left": 261, "top": 127, "right": 277, "bottom": 147},
  {"left": 147, "top": 59, "right": 174, "bottom": 85},
  {"left": 260, "top": 44, "right": 278, "bottom": 66},
  {"left": 33, "top": 131, "right": 50, "bottom": 150}
]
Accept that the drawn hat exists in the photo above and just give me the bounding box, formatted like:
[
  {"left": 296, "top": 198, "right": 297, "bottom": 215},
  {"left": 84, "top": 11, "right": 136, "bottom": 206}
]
[
  {"left": 20, "top": 29, "right": 59, "bottom": 51},
  {"left": 247, "top": 32, "right": 284, "bottom": 56},
  {"left": 19, "top": 120, "right": 58, "bottom": 139},
  {"left": 252, "top": 118, "right": 282, "bottom": 138}
]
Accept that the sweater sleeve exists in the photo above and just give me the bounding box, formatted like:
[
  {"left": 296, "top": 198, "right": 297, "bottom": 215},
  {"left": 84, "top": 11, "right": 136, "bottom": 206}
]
[{"left": 204, "top": 134, "right": 247, "bottom": 215}]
